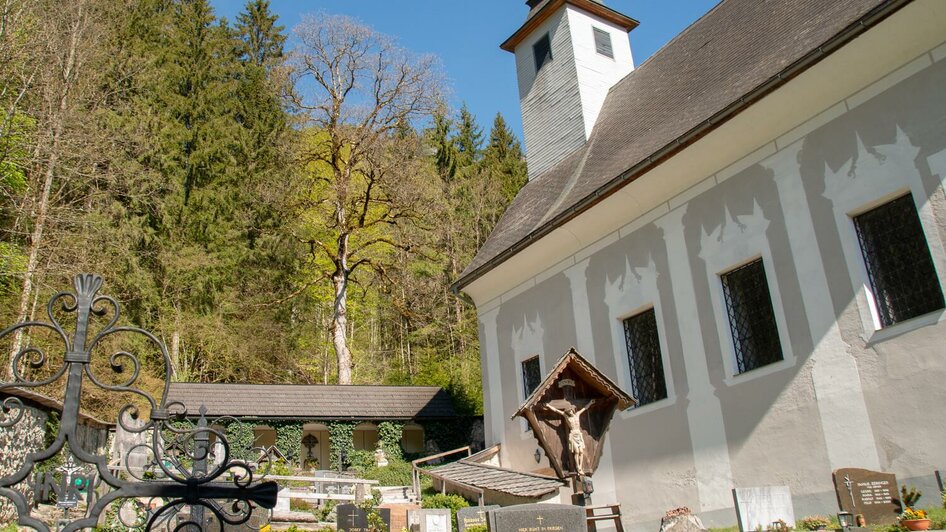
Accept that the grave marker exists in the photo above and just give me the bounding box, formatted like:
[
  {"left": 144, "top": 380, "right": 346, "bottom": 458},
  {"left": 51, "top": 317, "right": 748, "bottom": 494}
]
[
  {"left": 488, "top": 503, "right": 585, "bottom": 532},
  {"left": 457, "top": 505, "right": 499, "bottom": 532},
  {"left": 407, "top": 508, "right": 451, "bottom": 532},
  {"left": 337, "top": 503, "right": 392, "bottom": 532},
  {"left": 832, "top": 468, "right": 900, "bottom": 526},
  {"left": 732, "top": 486, "right": 795, "bottom": 532}
]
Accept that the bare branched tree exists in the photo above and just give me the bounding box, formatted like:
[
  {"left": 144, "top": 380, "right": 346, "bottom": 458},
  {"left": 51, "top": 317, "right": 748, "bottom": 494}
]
[{"left": 288, "top": 13, "right": 442, "bottom": 384}]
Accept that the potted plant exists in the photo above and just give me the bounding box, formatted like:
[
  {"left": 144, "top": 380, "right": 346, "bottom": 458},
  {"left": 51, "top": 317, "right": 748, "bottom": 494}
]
[{"left": 900, "top": 507, "right": 931, "bottom": 531}]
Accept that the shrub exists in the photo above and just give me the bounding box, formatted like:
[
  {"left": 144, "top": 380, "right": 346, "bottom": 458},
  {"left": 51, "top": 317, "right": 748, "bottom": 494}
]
[
  {"left": 348, "top": 449, "right": 375, "bottom": 472},
  {"left": 422, "top": 492, "right": 470, "bottom": 531},
  {"left": 359, "top": 458, "right": 414, "bottom": 486},
  {"left": 466, "top": 526, "right": 488, "bottom": 532}
]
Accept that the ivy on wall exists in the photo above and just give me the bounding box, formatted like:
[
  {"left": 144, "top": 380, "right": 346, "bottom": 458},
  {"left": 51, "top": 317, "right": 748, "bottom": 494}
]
[
  {"left": 224, "top": 420, "right": 256, "bottom": 462},
  {"left": 327, "top": 421, "right": 355, "bottom": 470},
  {"left": 376, "top": 421, "right": 403, "bottom": 460},
  {"left": 270, "top": 421, "right": 303, "bottom": 464}
]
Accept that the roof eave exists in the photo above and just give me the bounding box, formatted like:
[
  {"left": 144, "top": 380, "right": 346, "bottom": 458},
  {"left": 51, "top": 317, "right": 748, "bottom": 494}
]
[
  {"left": 459, "top": 0, "right": 909, "bottom": 294},
  {"left": 500, "top": 0, "right": 639, "bottom": 53}
]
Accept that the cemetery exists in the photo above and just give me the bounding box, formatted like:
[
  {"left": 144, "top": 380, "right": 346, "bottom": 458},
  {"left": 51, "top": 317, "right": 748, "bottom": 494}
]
[
  {"left": 1, "top": 0, "right": 946, "bottom": 530},
  {"left": 1, "top": 274, "right": 945, "bottom": 531}
]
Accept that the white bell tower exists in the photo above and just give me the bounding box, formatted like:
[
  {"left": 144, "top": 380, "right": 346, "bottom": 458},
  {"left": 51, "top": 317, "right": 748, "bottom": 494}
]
[{"left": 502, "top": 0, "right": 637, "bottom": 179}]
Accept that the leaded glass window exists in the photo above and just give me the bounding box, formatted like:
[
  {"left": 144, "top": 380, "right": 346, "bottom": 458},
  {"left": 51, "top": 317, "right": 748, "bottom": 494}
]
[
  {"left": 854, "top": 194, "right": 944, "bottom": 327},
  {"left": 522, "top": 356, "right": 541, "bottom": 399},
  {"left": 622, "top": 308, "right": 667, "bottom": 406},
  {"left": 721, "top": 259, "right": 783, "bottom": 374},
  {"left": 593, "top": 27, "right": 613, "bottom": 58},
  {"left": 533, "top": 33, "right": 552, "bottom": 72}
]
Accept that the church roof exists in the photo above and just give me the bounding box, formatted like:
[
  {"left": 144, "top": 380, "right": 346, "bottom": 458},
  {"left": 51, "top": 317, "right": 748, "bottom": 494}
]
[
  {"left": 166, "top": 383, "right": 457, "bottom": 420},
  {"left": 456, "top": 0, "right": 906, "bottom": 290}
]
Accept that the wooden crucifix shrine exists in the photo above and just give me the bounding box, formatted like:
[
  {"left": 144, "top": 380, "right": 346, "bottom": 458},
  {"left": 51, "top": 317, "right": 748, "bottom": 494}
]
[{"left": 513, "top": 348, "right": 635, "bottom": 506}]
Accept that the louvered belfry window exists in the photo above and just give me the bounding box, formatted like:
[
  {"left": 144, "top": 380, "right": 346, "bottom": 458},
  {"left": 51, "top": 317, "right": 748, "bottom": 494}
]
[
  {"left": 622, "top": 308, "right": 667, "bottom": 406},
  {"left": 854, "top": 194, "right": 944, "bottom": 327},
  {"left": 593, "top": 27, "right": 613, "bottom": 58},
  {"left": 721, "top": 259, "right": 784, "bottom": 374},
  {"left": 522, "top": 356, "right": 541, "bottom": 399},
  {"left": 533, "top": 33, "right": 552, "bottom": 71}
]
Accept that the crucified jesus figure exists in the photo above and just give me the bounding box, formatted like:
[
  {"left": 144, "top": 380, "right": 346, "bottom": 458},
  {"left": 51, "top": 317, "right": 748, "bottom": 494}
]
[{"left": 544, "top": 399, "right": 595, "bottom": 474}]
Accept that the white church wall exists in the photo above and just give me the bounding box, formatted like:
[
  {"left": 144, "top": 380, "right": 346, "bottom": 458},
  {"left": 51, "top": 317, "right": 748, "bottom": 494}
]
[{"left": 473, "top": 7, "right": 946, "bottom": 529}]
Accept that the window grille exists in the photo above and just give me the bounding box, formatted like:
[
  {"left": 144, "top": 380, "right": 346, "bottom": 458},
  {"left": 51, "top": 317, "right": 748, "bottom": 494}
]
[
  {"left": 593, "top": 27, "right": 614, "bottom": 58},
  {"left": 533, "top": 33, "right": 552, "bottom": 71},
  {"left": 721, "top": 258, "right": 783, "bottom": 374},
  {"left": 522, "top": 356, "right": 542, "bottom": 399},
  {"left": 854, "top": 194, "right": 944, "bottom": 327},
  {"left": 622, "top": 308, "right": 667, "bottom": 406}
]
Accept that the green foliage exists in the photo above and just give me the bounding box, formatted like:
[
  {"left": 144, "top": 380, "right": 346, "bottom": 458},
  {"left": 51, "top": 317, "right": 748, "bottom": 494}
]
[
  {"left": 377, "top": 421, "right": 404, "bottom": 460},
  {"left": 358, "top": 490, "right": 387, "bottom": 532},
  {"left": 349, "top": 449, "right": 375, "bottom": 472},
  {"left": 466, "top": 526, "right": 488, "bottom": 532},
  {"left": 271, "top": 421, "right": 303, "bottom": 463},
  {"left": 926, "top": 506, "right": 946, "bottom": 528},
  {"left": 422, "top": 492, "right": 470, "bottom": 531},
  {"left": 224, "top": 420, "right": 256, "bottom": 462},
  {"left": 0, "top": 0, "right": 536, "bottom": 422},
  {"left": 328, "top": 421, "right": 355, "bottom": 470},
  {"left": 358, "top": 458, "right": 414, "bottom": 487}
]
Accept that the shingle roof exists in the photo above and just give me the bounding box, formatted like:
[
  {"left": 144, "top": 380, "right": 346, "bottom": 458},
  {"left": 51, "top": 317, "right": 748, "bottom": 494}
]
[
  {"left": 0, "top": 387, "right": 112, "bottom": 429},
  {"left": 430, "top": 460, "right": 564, "bottom": 498},
  {"left": 166, "top": 383, "right": 457, "bottom": 420},
  {"left": 457, "top": 0, "right": 904, "bottom": 288}
]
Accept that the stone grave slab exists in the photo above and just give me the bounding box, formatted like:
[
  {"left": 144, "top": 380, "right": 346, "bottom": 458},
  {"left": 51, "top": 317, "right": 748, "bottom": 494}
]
[
  {"left": 407, "top": 508, "right": 451, "bottom": 532},
  {"left": 832, "top": 468, "right": 900, "bottom": 526},
  {"left": 488, "top": 503, "right": 585, "bottom": 532},
  {"left": 336, "top": 503, "right": 392, "bottom": 532},
  {"left": 732, "top": 486, "right": 795, "bottom": 532},
  {"left": 457, "top": 505, "right": 499, "bottom": 532}
]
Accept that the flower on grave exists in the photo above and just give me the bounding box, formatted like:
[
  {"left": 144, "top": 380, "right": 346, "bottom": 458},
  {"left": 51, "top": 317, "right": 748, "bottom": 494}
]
[{"left": 900, "top": 507, "right": 928, "bottom": 521}]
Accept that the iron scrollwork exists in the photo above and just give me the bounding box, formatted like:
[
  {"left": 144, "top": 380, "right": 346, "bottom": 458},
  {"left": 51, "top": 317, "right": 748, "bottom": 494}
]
[{"left": 0, "top": 274, "right": 277, "bottom": 531}]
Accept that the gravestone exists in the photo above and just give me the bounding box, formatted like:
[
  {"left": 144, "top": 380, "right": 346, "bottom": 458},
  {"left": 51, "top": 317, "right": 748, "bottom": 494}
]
[
  {"left": 832, "top": 468, "right": 901, "bottom": 526},
  {"left": 457, "top": 505, "right": 499, "bottom": 532},
  {"left": 488, "top": 503, "right": 585, "bottom": 532},
  {"left": 336, "top": 503, "right": 392, "bottom": 532},
  {"left": 732, "top": 486, "right": 795, "bottom": 532},
  {"left": 407, "top": 508, "right": 451, "bottom": 532}
]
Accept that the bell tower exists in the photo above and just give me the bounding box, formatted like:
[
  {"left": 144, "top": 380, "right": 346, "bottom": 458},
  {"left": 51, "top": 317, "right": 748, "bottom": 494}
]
[{"left": 502, "top": 0, "right": 637, "bottom": 179}]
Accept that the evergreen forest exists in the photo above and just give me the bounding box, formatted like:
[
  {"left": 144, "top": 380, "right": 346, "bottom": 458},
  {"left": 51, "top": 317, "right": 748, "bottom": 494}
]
[{"left": 0, "top": 0, "right": 527, "bottom": 416}]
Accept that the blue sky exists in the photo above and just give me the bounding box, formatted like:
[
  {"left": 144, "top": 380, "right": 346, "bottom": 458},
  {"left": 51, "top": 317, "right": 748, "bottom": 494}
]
[{"left": 210, "top": 0, "right": 720, "bottom": 141}]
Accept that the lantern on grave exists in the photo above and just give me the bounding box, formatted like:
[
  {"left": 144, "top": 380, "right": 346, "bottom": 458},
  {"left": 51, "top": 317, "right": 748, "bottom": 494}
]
[{"left": 512, "top": 348, "right": 635, "bottom": 506}]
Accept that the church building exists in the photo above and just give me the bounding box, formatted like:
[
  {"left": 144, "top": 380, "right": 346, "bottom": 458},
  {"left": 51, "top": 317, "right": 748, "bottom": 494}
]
[{"left": 455, "top": 0, "right": 946, "bottom": 528}]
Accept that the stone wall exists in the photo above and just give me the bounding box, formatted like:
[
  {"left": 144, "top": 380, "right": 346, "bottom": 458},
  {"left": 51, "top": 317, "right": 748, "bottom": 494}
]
[{"left": 0, "top": 402, "right": 47, "bottom": 522}]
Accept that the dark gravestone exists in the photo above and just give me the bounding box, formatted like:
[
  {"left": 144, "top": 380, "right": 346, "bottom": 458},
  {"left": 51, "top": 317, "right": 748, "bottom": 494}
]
[
  {"left": 832, "top": 468, "right": 901, "bottom": 526},
  {"left": 337, "top": 503, "right": 392, "bottom": 532},
  {"left": 488, "top": 503, "right": 585, "bottom": 532},
  {"left": 457, "top": 505, "right": 499, "bottom": 532},
  {"left": 936, "top": 471, "right": 944, "bottom": 493}
]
